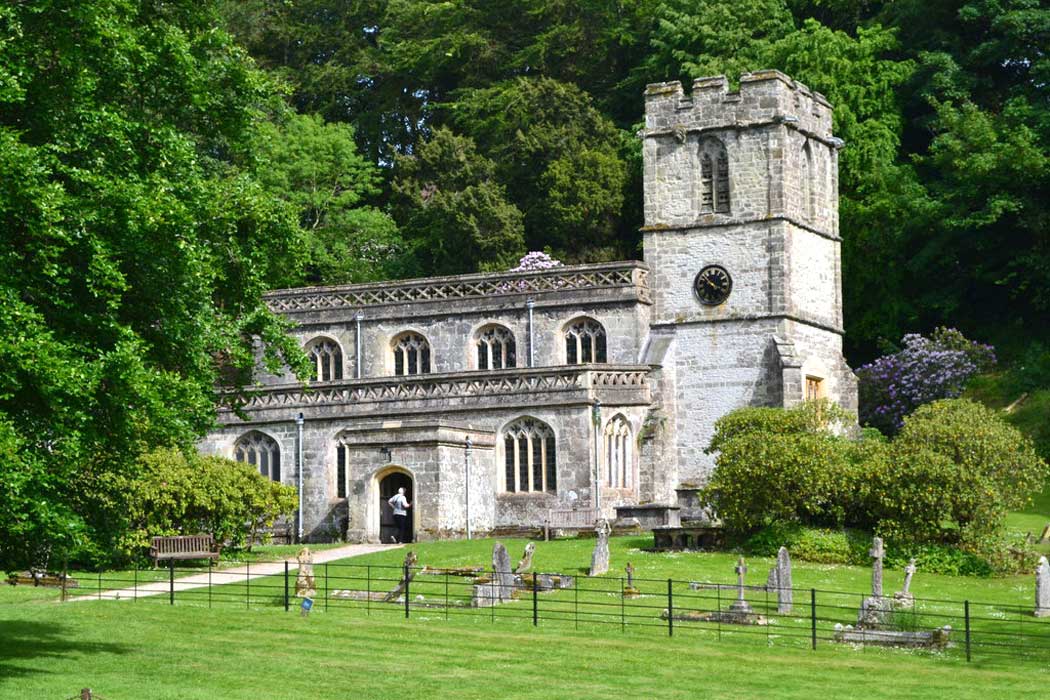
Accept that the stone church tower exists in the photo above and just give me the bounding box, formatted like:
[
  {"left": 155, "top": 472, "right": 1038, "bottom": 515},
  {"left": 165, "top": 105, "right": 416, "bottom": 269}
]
[{"left": 640, "top": 70, "right": 858, "bottom": 494}]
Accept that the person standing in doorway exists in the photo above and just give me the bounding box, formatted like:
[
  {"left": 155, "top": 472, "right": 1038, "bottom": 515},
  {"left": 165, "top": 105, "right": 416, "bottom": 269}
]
[{"left": 387, "top": 487, "right": 411, "bottom": 543}]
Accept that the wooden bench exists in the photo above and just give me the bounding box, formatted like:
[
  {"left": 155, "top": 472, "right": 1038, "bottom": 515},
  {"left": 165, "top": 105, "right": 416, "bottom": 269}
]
[{"left": 149, "top": 535, "right": 221, "bottom": 568}]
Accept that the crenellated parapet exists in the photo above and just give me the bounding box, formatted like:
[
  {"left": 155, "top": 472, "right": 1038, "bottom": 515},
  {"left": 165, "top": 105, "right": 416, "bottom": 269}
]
[{"left": 643, "top": 70, "right": 835, "bottom": 145}]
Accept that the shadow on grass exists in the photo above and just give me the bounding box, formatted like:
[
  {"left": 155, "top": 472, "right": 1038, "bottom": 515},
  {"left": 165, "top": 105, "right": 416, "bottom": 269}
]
[{"left": 0, "top": 620, "right": 131, "bottom": 681}]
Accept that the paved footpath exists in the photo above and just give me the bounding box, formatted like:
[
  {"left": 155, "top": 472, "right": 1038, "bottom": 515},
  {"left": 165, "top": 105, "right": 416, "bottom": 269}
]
[{"left": 67, "top": 543, "right": 402, "bottom": 602}]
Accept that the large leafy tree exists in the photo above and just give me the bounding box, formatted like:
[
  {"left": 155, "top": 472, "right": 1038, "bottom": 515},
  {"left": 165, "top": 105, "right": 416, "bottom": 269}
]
[
  {"left": 0, "top": 1, "right": 308, "bottom": 569},
  {"left": 255, "top": 113, "right": 407, "bottom": 286},
  {"left": 391, "top": 128, "right": 525, "bottom": 274}
]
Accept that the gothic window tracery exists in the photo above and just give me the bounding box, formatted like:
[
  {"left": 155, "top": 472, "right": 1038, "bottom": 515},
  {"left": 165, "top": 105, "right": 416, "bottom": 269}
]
[
  {"left": 234, "top": 431, "right": 281, "bottom": 482},
  {"left": 392, "top": 332, "right": 432, "bottom": 376},
  {"left": 305, "top": 337, "right": 343, "bottom": 381},
  {"left": 699, "top": 137, "right": 730, "bottom": 214},
  {"left": 604, "top": 415, "right": 633, "bottom": 489},
  {"left": 502, "top": 418, "right": 556, "bottom": 494},
  {"left": 476, "top": 325, "right": 516, "bottom": 370},
  {"left": 564, "top": 318, "right": 607, "bottom": 364}
]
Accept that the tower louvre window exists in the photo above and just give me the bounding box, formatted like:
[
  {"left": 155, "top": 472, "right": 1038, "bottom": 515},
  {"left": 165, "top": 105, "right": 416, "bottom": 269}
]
[{"left": 699, "top": 137, "right": 730, "bottom": 214}]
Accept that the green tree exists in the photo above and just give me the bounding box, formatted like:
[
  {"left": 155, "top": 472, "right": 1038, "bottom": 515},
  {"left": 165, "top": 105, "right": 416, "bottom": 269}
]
[
  {"left": 0, "top": 0, "right": 307, "bottom": 570},
  {"left": 448, "top": 77, "right": 629, "bottom": 261},
  {"left": 391, "top": 128, "right": 525, "bottom": 274},
  {"left": 255, "top": 113, "right": 407, "bottom": 285}
]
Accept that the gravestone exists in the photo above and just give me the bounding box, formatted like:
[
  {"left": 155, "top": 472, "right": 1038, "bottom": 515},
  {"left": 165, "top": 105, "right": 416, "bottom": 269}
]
[
  {"left": 729, "top": 558, "right": 752, "bottom": 614},
  {"left": 295, "top": 546, "right": 315, "bottom": 597},
  {"left": 1036, "top": 556, "right": 1050, "bottom": 618},
  {"left": 623, "top": 561, "right": 639, "bottom": 598},
  {"left": 515, "top": 542, "right": 536, "bottom": 574},
  {"left": 1039, "top": 523, "right": 1050, "bottom": 545},
  {"left": 895, "top": 558, "right": 917, "bottom": 608},
  {"left": 858, "top": 537, "right": 890, "bottom": 628},
  {"left": 588, "top": 519, "right": 611, "bottom": 576},
  {"left": 492, "top": 542, "right": 516, "bottom": 602},
  {"left": 383, "top": 550, "right": 419, "bottom": 603},
  {"left": 869, "top": 537, "right": 884, "bottom": 598},
  {"left": 770, "top": 547, "right": 792, "bottom": 614}
]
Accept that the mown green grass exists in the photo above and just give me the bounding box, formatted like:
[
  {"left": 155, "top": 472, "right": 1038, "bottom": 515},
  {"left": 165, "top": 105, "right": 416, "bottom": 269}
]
[{"left": 3, "top": 583, "right": 1049, "bottom": 700}]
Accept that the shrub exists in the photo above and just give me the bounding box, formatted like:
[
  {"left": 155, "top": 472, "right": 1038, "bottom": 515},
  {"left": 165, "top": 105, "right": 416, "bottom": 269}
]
[
  {"left": 857, "top": 327, "right": 995, "bottom": 435},
  {"left": 705, "top": 399, "right": 852, "bottom": 454},
  {"left": 702, "top": 430, "right": 861, "bottom": 533},
  {"left": 873, "top": 399, "right": 1048, "bottom": 545},
  {"left": 118, "top": 448, "right": 298, "bottom": 561}
]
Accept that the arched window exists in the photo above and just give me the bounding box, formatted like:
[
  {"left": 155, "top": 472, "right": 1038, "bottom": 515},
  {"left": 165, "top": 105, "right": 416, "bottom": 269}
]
[
  {"left": 699, "top": 137, "right": 730, "bottom": 214},
  {"left": 502, "top": 418, "right": 556, "bottom": 494},
  {"left": 476, "top": 325, "right": 516, "bottom": 370},
  {"left": 306, "top": 337, "right": 343, "bottom": 381},
  {"left": 604, "top": 416, "right": 633, "bottom": 489},
  {"left": 392, "top": 332, "right": 431, "bottom": 376},
  {"left": 234, "top": 431, "right": 281, "bottom": 482},
  {"left": 564, "top": 318, "right": 607, "bottom": 364},
  {"left": 801, "top": 140, "right": 815, "bottom": 221}
]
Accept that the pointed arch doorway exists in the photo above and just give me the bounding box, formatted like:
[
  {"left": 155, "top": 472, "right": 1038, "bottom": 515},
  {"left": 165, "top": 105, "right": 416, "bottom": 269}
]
[{"left": 378, "top": 469, "right": 414, "bottom": 543}]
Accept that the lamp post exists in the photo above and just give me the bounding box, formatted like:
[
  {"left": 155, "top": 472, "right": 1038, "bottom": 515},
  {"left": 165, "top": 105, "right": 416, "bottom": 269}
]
[
  {"left": 464, "top": 436, "right": 473, "bottom": 540},
  {"left": 591, "top": 399, "right": 602, "bottom": 515},
  {"left": 296, "top": 412, "right": 305, "bottom": 542}
]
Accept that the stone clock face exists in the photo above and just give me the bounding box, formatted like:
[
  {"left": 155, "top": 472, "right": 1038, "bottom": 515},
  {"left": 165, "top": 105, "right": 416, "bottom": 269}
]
[{"left": 693, "top": 265, "right": 732, "bottom": 305}]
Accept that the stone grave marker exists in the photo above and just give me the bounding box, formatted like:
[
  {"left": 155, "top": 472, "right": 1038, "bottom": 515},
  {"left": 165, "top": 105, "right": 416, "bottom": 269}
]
[
  {"left": 492, "top": 542, "right": 516, "bottom": 602},
  {"left": 774, "top": 547, "right": 792, "bottom": 613},
  {"left": 729, "top": 558, "right": 752, "bottom": 614},
  {"left": 857, "top": 537, "right": 890, "bottom": 628},
  {"left": 515, "top": 542, "right": 535, "bottom": 574},
  {"left": 895, "top": 558, "right": 917, "bottom": 608},
  {"left": 1036, "top": 556, "right": 1050, "bottom": 618},
  {"left": 588, "top": 519, "right": 611, "bottom": 576},
  {"left": 295, "top": 546, "right": 315, "bottom": 598},
  {"left": 869, "top": 536, "right": 884, "bottom": 598}
]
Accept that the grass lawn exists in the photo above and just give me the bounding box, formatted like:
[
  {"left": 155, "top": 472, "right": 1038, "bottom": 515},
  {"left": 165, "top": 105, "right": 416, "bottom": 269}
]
[
  {"left": 3, "top": 582, "right": 1050, "bottom": 700},
  {"left": 7, "top": 534, "right": 1048, "bottom": 700}
]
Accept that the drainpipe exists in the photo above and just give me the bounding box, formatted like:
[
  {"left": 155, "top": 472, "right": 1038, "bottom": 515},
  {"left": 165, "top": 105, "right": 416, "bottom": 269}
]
[
  {"left": 591, "top": 399, "right": 602, "bottom": 515},
  {"left": 296, "top": 412, "right": 305, "bottom": 542},
  {"left": 464, "top": 436, "right": 473, "bottom": 540},
  {"left": 526, "top": 297, "right": 535, "bottom": 367},
  {"left": 354, "top": 311, "right": 364, "bottom": 378}
]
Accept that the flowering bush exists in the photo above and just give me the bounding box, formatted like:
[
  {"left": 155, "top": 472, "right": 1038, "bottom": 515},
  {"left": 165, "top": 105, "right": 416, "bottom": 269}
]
[
  {"left": 508, "top": 251, "right": 563, "bottom": 272},
  {"left": 499, "top": 251, "right": 565, "bottom": 293},
  {"left": 857, "top": 327, "right": 995, "bottom": 435}
]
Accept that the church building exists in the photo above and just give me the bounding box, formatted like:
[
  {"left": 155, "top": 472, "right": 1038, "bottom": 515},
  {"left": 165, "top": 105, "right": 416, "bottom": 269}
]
[{"left": 199, "top": 70, "right": 858, "bottom": 543}]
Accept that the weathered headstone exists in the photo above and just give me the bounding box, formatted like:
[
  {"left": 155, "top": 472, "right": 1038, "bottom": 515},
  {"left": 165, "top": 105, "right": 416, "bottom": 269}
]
[
  {"left": 625, "top": 562, "right": 635, "bottom": 589},
  {"left": 515, "top": 542, "right": 535, "bottom": 574},
  {"left": 774, "top": 547, "right": 792, "bottom": 613},
  {"left": 729, "top": 557, "right": 752, "bottom": 614},
  {"left": 295, "top": 546, "right": 315, "bottom": 597},
  {"left": 895, "top": 558, "right": 917, "bottom": 608},
  {"left": 1039, "top": 523, "right": 1050, "bottom": 544},
  {"left": 869, "top": 537, "right": 885, "bottom": 598},
  {"left": 858, "top": 537, "right": 890, "bottom": 628},
  {"left": 382, "top": 550, "right": 419, "bottom": 603},
  {"left": 1036, "top": 556, "right": 1050, "bottom": 618},
  {"left": 492, "top": 542, "right": 515, "bottom": 602},
  {"left": 588, "top": 519, "right": 611, "bottom": 576}
]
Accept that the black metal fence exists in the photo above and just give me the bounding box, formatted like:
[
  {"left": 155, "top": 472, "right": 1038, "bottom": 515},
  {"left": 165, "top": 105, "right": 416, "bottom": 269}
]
[{"left": 67, "top": 561, "right": 1050, "bottom": 664}]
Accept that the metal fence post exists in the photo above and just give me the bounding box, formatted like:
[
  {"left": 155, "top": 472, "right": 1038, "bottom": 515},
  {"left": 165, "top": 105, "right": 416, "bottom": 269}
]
[
  {"left": 532, "top": 576, "right": 538, "bottom": 626},
  {"left": 208, "top": 559, "right": 212, "bottom": 609},
  {"left": 169, "top": 561, "right": 174, "bottom": 606},
  {"left": 574, "top": 575, "right": 579, "bottom": 631},
  {"left": 367, "top": 565, "right": 371, "bottom": 616},
  {"left": 620, "top": 577, "right": 625, "bottom": 633},
  {"left": 404, "top": 564, "right": 410, "bottom": 619},
  {"left": 133, "top": 565, "right": 137, "bottom": 602},
  {"left": 810, "top": 589, "right": 817, "bottom": 650},
  {"left": 965, "top": 600, "right": 971, "bottom": 662},
  {"left": 98, "top": 571, "right": 102, "bottom": 601},
  {"left": 325, "top": 562, "right": 329, "bottom": 613},
  {"left": 284, "top": 561, "right": 290, "bottom": 612},
  {"left": 667, "top": 579, "right": 673, "bottom": 637},
  {"left": 246, "top": 560, "right": 250, "bottom": 609}
]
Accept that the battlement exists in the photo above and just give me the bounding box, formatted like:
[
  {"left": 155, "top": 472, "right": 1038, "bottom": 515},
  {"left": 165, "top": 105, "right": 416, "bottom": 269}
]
[{"left": 644, "top": 70, "right": 834, "bottom": 142}]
